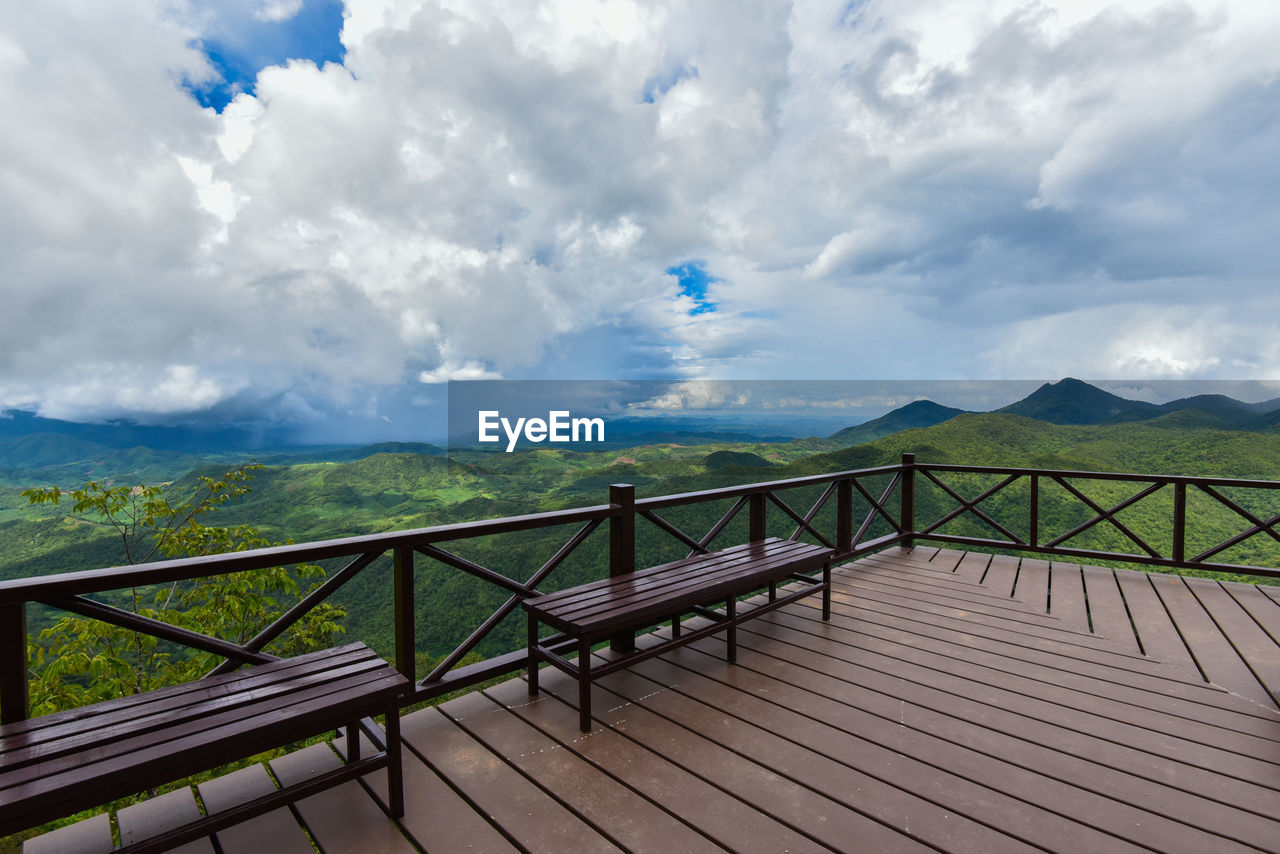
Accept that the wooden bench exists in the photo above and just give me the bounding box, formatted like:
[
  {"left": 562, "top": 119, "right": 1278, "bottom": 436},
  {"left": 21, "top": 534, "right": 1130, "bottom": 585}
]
[
  {"left": 0, "top": 642, "right": 408, "bottom": 853},
  {"left": 524, "top": 537, "right": 832, "bottom": 731}
]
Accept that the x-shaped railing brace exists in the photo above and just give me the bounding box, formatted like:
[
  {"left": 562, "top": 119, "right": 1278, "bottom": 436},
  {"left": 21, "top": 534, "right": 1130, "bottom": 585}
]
[
  {"left": 1044, "top": 478, "right": 1163, "bottom": 558},
  {"left": 1192, "top": 485, "right": 1280, "bottom": 563},
  {"left": 918, "top": 470, "right": 1025, "bottom": 543}
]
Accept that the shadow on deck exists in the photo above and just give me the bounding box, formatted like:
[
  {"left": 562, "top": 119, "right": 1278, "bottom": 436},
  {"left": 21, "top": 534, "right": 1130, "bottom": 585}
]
[{"left": 30, "top": 547, "right": 1280, "bottom": 853}]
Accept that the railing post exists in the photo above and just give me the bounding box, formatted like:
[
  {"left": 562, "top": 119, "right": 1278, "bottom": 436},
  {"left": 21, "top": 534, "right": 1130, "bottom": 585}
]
[
  {"left": 1172, "top": 481, "right": 1187, "bottom": 565},
  {"left": 837, "top": 479, "right": 853, "bottom": 555},
  {"left": 749, "top": 493, "right": 767, "bottom": 542},
  {"left": 900, "top": 453, "right": 916, "bottom": 551},
  {"left": 393, "top": 547, "right": 416, "bottom": 684},
  {"left": 1, "top": 602, "right": 28, "bottom": 724},
  {"left": 1029, "top": 473, "right": 1039, "bottom": 547},
  {"left": 609, "top": 484, "right": 636, "bottom": 653}
]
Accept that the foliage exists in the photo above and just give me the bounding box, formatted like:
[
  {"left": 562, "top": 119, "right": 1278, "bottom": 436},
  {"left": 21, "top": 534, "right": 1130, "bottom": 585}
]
[
  {"left": 20, "top": 464, "right": 345, "bottom": 715},
  {"left": 6, "top": 415, "right": 1280, "bottom": 672}
]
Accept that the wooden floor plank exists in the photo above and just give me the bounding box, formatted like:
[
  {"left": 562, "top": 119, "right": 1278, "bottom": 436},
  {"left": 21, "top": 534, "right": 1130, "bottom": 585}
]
[
  {"left": 1012, "top": 557, "right": 1051, "bottom": 611},
  {"left": 580, "top": 664, "right": 1002, "bottom": 853},
  {"left": 953, "top": 550, "right": 992, "bottom": 582},
  {"left": 440, "top": 689, "right": 723, "bottom": 853},
  {"left": 852, "top": 558, "right": 1032, "bottom": 604},
  {"left": 921, "top": 546, "right": 960, "bottom": 568},
  {"left": 484, "top": 677, "right": 828, "bottom": 854},
  {"left": 844, "top": 565, "right": 1087, "bottom": 625},
  {"left": 21, "top": 813, "right": 112, "bottom": 854},
  {"left": 537, "top": 668, "right": 932, "bottom": 853},
  {"left": 269, "top": 743, "right": 414, "bottom": 854},
  {"left": 197, "top": 764, "right": 312, "bottom": 854},
  {"left": 1112, "top": 568, "right": 1201, "bottom": 674},
  {"left": 807, "top": 584, "right": 1280, "bottom": 727},
  {"left": 1081, "top": 566, "right": 1142, "bottom": 653},
  {"left": 652, "top": 639, "right": 1280, "bottom": 851},
  {"left": 826, "top": 581, "right": 1226, "bottom": 697},
  {"left": 1186, "top": 578, "right": 1280, "bottom": 707},
  {"left": 688, "top": 626, "right": 1280, "bottom": 822},
  {"left": 1049, "top": 562, "right": 1091, "bottom": 632},
  {"left": 334, "top": 729, "right": 519, "bottom": 854},
  {"left": 981, "top": 553, "right": 1022, "bottom": 598},
  {"left": 1151, "top": 574, "right": 1277, "bottom": 708},
  {"left": 402, "top": 706, "right": 622, "bottom": 853},
  {"left": 762, "top": 604, "right": 1280, "bottom": 763},
  {"left": 114, "top": 788, "right": 213, "bottom": 854},
  {"left": 831, "top": 573, "right": 1127, "bottom": 652},
  {"left": 602, "top": 655, "right": 1149, "bottom": 853},
  {"left": 1226, "top": 582, "right": 1280, "bottom": 645}
]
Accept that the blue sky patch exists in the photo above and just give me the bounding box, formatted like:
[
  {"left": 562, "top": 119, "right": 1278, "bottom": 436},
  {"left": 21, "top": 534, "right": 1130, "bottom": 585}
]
[
  {"left": 183, "top": 0, "right": 346, "bottom": 112},
  {"left": 668, "top": 262, "right": 719, "bottom": 314},
  {"left": 642, "top": 63, "right": 699, "bottom": 103}
]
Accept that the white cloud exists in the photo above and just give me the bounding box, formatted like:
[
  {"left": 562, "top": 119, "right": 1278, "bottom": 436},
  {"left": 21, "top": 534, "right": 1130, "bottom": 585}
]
[
  {"left": 2, "top": 0, "right": 1280, "bottom": 428},
  {"left": 254, "top": 0, "right": 305, "bottom": 23},
  {"left": 418, "top": 361, "right": 503, "bottom": 383}
]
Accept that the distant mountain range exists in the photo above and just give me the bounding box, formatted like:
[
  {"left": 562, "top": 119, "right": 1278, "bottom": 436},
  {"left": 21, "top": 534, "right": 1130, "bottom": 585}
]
[
  {"left": 827, "top": 377, "right": 1280, "bottom": 443},
  {"left": 0, "top": 410, "right": 293, "bottom": 454},
  {"left": 5, "top": 378, "right": 1280, "bottom": 478}
]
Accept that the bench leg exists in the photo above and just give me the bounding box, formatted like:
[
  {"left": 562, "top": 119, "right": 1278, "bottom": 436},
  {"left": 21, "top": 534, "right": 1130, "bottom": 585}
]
[
  {"left": 726, "top": 596, "right": 737, "bottom": 663},
  {"left": 347, "top": 720, "right": 361, "bottom": 760},
  {"left": 527, "top": 615, "right": 540, "bottom": 697},
  {"left": 823, "top": 561, "right": 831, "bottom": 620},
  {"left": 386, "top": 703, "right": 404, "bottom": 819},
  {"left": 578, "top": 637, "right": 592, "bottom": 733}
]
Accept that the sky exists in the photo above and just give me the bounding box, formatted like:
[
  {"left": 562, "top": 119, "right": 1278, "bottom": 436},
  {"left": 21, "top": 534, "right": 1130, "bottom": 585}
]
[{"left": 2, "top": 0, "right": 1279, "bottom": 441}]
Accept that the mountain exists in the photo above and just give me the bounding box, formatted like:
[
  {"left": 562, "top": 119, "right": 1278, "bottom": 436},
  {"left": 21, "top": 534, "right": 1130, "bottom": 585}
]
[
  {"left": 830, "top": 379, "right": 1280, "bottom": 442},
  {"left": 1159, "top": 394, "right": 1254, "bottom": 418},
  {"left": 0, "top": 409, "right": 288, "bottom": 453},
  {"left": 829, "top": 400, "right": 968, "bottom": 445},
  {"left": 1244, "top": 408, "right": 1280, "bottom": 431},
  {"left": 1244, "top": 397, "right": 1280, "bottom": 413},
  {"left": 996, "top": 378, "right": 1161, "bottom": 425}
]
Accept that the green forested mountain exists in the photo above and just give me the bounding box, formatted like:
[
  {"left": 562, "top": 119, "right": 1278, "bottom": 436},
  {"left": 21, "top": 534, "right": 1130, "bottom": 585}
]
[
  {"left": 5, "top": 391, "right": 1280, "bottom": 666},
  {"left": 828, "top": 399, "right": 968, "bottom": 444}
]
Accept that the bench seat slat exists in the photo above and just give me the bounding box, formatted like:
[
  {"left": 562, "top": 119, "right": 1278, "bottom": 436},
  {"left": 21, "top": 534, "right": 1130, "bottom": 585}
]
[
  {"left": 551, "top": 546, "right": 828, "bottom": 620},
  {"left": 1, "top": 650, "right": 389, "bottom": 757},
  {"left": 552, "top": 556, "right": 827, "bottom": 636},
  {"left": 529, "top": 539, "right": 814, "bottom": 610},
  {"left": 0, "top": 673, "right": 404, "bottom": 816},
  {"left": 0, "top": 643, "right": 380, "bottom": 741},
  {"left": 543, "top": 542, "right": 822, "bottom": 617},
  {"left": 528, "top": 541, "right": 830, "bottom": 637},
  {"left": 1, "top": 662, "right": 399, "bottom": 776}
]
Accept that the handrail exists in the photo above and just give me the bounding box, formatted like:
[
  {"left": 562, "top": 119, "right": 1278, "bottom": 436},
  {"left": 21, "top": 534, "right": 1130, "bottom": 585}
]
[
  {"left": 4, "top": 454, "right": 1280, "bottom": 725},
  {"left": 0, "top": 504, "right": 616, "bottom": 603}
]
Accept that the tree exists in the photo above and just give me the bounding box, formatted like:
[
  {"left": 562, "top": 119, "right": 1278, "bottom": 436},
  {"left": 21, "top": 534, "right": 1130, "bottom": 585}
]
[{"left": 21, "top": 464, "right": 345, "bottom": 715}]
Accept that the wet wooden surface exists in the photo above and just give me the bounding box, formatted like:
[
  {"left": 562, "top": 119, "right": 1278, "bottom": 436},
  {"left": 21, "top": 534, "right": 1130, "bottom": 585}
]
[{"left": 25, "top": 548, "right": 1280, "bottom": 853}]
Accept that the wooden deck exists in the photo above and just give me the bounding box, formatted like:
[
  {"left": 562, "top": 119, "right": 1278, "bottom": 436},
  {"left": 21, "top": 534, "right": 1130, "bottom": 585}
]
[{"left": 24, "top": 547, "right": 1280, "bottom": 853}]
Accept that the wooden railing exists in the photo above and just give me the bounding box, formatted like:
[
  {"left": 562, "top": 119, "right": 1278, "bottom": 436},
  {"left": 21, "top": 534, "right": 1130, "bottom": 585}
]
[
  {"left": 0, "top": 461, "right": 908, "bottom": 724},
  {"left": 2, "top": 453, "right": 1278, "bottom": 724},
  {"left": 910, "top": 461, "right": 1280, "bottom": 580}
]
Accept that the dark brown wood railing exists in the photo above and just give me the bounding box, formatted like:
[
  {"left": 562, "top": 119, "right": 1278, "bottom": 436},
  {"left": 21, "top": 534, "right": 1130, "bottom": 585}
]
[
  {"left": 0, "top": 461, "right": 908, "bottom": 724},
  {"left": 910, "top": 461, "right": 1280, "bottom": 580},
  {"left": 2, "top": 453, "right": 1278, "bottom": 725}
]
